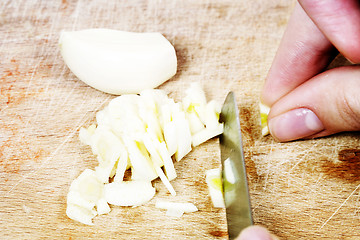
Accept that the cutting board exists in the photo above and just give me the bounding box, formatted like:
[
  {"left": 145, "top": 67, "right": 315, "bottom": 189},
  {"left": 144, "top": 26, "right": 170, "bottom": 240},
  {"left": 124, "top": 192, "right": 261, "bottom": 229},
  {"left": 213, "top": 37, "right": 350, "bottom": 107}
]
[{"left": 1, "top": 0, "right": 360, "bottom": 239}]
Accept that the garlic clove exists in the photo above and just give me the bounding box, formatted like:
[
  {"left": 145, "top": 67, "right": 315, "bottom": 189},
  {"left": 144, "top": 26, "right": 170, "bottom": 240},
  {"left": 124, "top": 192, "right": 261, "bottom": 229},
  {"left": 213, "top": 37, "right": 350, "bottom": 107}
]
[{"left": 59, "top": 29, "right": 177, "bottom": 95}]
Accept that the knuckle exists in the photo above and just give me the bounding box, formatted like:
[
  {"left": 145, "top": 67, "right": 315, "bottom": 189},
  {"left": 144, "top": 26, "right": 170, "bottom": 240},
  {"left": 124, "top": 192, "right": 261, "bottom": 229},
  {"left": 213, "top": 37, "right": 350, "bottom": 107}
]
[{"left": 337, "top": 93, "right": 360, "bottom": 130}]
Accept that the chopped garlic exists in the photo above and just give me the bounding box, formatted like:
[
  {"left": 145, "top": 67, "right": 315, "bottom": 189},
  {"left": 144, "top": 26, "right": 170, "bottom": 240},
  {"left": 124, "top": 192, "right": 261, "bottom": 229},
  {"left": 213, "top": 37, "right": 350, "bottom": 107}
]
[
  {"left": 205, "top": 168, "right": 225, "bottom": 208},
  {"left": 192, "top": 124, "right": 224, "bottom": 147},
  {"left": 154, "top": 166, "right": 176, "bottom": 196},
  {"left": 158, "top": 142, "right": 177, "bottom": 181},
  {"left": 96, "top": 198, "right": 111, "bottom": 215},
  {"left": 166, "top": 208, "right": 185, "bottom": 218},
  {"left": 163, "top": 121, "right": 178, "bottom": 156},
  {"left": 183, "top": 83, "right": 223, "bottom": 147},
  {"left": 91, "top": 127, "right": 126, "bottom": 183},
  {"left": 205, "top": 159, "right": 239, "bottom": 209},
  {"left": 66, "top": 169, "right": 109, "bottom": 225},
  {"left": 182, "top": 83, "right": 207, "bottom": 125},
  {"left": 204, "top": 100, "right": 222, "bottom": 129},
  {"left": 124, "top": 137, "right": 158, "bottom": 181},
  {"left": 67, "top": 83, "right": 223, "bottom": 224},
  {"left": 222, "top": 158, "right": 238, "bottom": 207},
  {"left": 172, "top": 109, "right": 192, "bottom": 162},
  {"left": 104, "top": 181, "right": 155, "bottom": 206},
  {"left": 113, "top": 150, "right": 129, "bottom": 182},
  {"left": 66, "top": 203, "right": 97, "bottom": 225},
  {"left": 223, "top": 157, "right": 237, "bottom": 184},
  {"left": 186, "top": 111, "right": 205, "bottom": 134},
  {"left": 155, "top": 200, "right": 198, "bottom": 217},
  {"left": 79, "top": 124, "right": 96, "bottom": 146}
]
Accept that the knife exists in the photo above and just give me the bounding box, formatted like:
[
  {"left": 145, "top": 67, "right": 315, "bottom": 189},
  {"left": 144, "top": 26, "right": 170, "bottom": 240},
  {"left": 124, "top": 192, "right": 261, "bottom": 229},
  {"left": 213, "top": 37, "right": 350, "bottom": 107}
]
[{"left": 219, "top": 92, "right": 253, "bottom": 239}]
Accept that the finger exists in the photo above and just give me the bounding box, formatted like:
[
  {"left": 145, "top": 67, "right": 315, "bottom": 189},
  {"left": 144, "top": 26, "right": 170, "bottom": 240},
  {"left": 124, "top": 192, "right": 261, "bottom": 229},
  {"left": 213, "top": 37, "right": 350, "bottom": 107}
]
[
  {"left": 262, "top": 3, "right": 336, "bottom": 106},
  {"left": 299, "top": 0, "right": 360, "bottom": 63},
  {"left": 268, "top": 66, "right": 360, "bottom": 142},
  {"left": 235, "top": 226, "right": 278, "bottom": 240}
]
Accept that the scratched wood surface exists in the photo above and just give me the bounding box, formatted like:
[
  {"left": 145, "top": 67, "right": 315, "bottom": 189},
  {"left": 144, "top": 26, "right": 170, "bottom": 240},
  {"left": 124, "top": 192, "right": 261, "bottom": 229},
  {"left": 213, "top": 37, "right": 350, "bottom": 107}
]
[{"left": 1, "top": 0, "right": 360, "bottom": 239}]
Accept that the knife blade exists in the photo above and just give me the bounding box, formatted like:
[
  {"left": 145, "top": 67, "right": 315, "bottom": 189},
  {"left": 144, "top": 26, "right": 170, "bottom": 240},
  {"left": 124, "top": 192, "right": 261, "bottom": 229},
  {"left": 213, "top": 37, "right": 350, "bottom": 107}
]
[{"left": 219, "top": 92, "right": 253, "bottom": 239}]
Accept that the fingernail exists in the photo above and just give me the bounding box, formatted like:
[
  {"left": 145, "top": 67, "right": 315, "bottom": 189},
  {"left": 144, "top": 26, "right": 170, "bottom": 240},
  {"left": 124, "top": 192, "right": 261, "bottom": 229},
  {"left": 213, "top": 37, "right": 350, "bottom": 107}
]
[
  {"left": 268, "top": 108, "right": 324, "bottom": 142},
  {"left": 238, "top": 226, "right": 275, "bottom": 240}
]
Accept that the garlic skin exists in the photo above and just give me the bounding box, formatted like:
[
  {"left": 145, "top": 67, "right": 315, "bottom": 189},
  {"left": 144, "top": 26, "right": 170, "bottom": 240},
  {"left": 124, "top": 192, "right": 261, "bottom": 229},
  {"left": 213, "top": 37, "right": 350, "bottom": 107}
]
[{"left": 59, "top": 29, "right": 177, "bottom": 95}]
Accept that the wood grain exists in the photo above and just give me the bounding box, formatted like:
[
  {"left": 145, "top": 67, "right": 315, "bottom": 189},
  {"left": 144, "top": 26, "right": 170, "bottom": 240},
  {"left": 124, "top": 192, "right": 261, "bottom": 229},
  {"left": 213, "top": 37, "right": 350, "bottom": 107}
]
[{"left": 1, "top": 0, "right": 360, "bottom": 239}]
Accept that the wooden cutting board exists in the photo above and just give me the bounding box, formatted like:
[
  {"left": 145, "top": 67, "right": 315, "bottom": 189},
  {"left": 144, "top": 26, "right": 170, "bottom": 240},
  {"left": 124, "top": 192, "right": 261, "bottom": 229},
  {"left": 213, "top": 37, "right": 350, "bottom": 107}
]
[{"left": 1, "top": 0, "right": 360, "bottom": 239}]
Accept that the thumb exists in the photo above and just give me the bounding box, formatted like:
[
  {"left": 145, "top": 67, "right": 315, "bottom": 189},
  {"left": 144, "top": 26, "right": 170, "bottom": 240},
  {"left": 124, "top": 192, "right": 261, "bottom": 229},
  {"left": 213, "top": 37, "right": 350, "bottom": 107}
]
[
  {"left": 267, "top": 66, "right": 360, "bottom": 142},
  {"left": 235, "top": 226, "right": 279, "bottom": 240}
]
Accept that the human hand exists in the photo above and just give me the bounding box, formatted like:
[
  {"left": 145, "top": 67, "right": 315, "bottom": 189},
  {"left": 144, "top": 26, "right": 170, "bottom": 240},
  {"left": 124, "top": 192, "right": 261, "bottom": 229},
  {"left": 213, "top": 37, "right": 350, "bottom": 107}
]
[
  {"left": 262, "top": 0, "right": 360, "bottom": 142},
  {"left": 235, "top": 226, "right": 279, "bottom": 240}
]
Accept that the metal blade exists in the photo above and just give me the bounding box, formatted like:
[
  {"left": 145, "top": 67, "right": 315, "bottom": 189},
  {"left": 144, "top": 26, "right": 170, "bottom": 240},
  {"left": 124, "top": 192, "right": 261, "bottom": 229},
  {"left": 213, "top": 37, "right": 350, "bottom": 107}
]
[{"left": 219, "top": 92, "right": 253, "bottom": 239}]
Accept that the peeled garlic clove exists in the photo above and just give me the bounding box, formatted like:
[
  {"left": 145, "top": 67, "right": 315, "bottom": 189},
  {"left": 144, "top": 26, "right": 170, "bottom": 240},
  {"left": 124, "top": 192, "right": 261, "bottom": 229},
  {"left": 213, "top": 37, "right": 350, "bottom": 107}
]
[
  {"left": 259, "top": 103, "right": 270, "bottom": 136},
  {"left": 59, "top": 29, "right": 177, "bottom": 95},
  {"left": 104, "top": 181, "right": 155, "bottom": 206}
]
